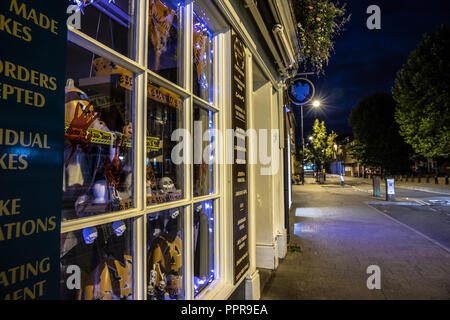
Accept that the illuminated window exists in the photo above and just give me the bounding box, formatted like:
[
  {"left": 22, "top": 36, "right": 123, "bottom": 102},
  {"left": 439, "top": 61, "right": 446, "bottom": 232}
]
[
  {"left": 147, "top": 208, "right": 184, "bottom": 300},
  {"left": 63, "top": 42, "right": 134, "bottom": 222},
  {"left": 193, "top": 200, "right": 215, "bottom": 296},
  {"left": 148, "top": 0, "right": 185, "bottom": 85},
  {"left": 193, "top": 5, "right": 214, "bottom": 102}
]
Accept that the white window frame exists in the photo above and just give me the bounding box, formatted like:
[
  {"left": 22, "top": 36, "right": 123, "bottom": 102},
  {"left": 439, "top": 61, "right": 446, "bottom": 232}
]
[{"left": 61, "top": 0, "right": 228, "bottom": 301}]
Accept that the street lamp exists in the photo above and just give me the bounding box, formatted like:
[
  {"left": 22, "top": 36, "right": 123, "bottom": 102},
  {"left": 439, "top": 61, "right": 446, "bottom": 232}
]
[{"left": 300, "top": 99, "right": 321, "bottom": 184}]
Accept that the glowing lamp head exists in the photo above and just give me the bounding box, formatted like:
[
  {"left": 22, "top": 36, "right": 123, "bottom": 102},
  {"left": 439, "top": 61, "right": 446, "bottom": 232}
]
[{"left": 312, "top": 100, "right": 321, "bottom": 108}]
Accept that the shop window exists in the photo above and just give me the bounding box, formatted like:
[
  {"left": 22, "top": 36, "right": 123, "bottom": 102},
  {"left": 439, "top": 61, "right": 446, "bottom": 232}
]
[
  {"left": 148, "top": 0, "right": 185, "bottom": 86},
  {"left": 63, "top": 42, "right": 134, "bottom": 221},
  {"left": 74, "top": 0, "right": 136, "bottom": 59},
  {"left": 193, "top": 200, "right": 214, "bottom": 296},
  {"left": 193, "top": 5, "right": 214, "bottom": 102},
  {"left": 193, "top": 104, "right": 214, "bottom": 197},
  {"left": 147, "top": 208, "right": 184, "bottom": 300},
  {"left": 60, "top": 219, "right": 133, "bottom": 300},
  {"left": 147, "top": 82, "right": 184, "bottom": 206}
]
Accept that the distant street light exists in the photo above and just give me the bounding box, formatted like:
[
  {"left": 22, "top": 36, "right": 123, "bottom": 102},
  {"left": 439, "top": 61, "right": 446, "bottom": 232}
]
[{"left": 299, "top": 99, "right": 321, "bottom": 184}]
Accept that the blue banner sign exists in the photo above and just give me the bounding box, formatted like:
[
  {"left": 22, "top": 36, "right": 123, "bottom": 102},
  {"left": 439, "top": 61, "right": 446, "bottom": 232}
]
[{"left": 0, "top": 0, "right": 67, "bottom": 300}]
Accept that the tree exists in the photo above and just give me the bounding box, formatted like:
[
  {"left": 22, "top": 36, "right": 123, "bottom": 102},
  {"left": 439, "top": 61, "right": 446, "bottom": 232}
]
[
  {"left": 349, "top": 93, "right": 412, "bottom": 174},
  {"left": 307, "top": 119, "right": 339, "bottom": 170},
  {"left": 392, "top": 24, "right": 450, "bottom": 159},
  {"left": 292, "top": 0, "right": 351, "bottom": 75}
]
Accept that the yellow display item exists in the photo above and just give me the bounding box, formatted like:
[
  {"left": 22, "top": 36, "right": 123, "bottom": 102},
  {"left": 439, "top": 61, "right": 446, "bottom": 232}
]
[
  {"left": 147, "top": 234, "right": 183, "bottom": 299},
  {"left": 65, "top": 81, "right": 95, "bottom": 124},
  {"left": 79, "top": 255, "right": 133, "bottom": 300}
]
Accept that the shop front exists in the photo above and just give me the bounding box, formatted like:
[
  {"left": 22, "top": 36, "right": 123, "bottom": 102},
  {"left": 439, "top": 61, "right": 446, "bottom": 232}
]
[{"left": 0, "top": 0, "right": 299, "bottom": 300}]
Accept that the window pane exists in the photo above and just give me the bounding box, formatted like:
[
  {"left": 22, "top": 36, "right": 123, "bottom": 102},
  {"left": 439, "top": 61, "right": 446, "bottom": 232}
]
[
  {"left": 63, "top": 42, "right": 134, "bottom": 221},
  {"left": 73, "top": 0, "right": 136, "bottom": 59},
  {"left": 60, "top": 219, "right": 133, "bottom": 300},
  {"left": 147, "top": 208, "right": 184, "bottom": 300},
  {"left": 193, "top": 5, "right": 214, "bottom": 102},
  {"left": 147, "top": 82, "right": 183, "bottom": 206},
  {"left": 148, "top": 0, "right": 185, "bottom": 85},
  {"left": 193, "top": 104, "right": 214, "bottom": 197},
  {"left": 193, "top": 200, "right": 214, "bottom": 296}
]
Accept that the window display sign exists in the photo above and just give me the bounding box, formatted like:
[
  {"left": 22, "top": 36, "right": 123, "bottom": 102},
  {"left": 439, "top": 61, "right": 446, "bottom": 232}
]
[
  {"left": 231, "top": 29, "right": 249, "bottom": 284},
  {"left": 0, "top": 1, "right": 67, "bottom": 299}
]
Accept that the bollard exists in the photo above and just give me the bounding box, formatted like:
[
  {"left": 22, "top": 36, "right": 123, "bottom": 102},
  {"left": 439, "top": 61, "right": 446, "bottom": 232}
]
[
  {"left": 426, "top": 176, "right": 430, "bottom": 183},
  {"left": 418, "top": 176, "right": 421, "bottom": 183},
  {"left": 446, "top": 176, "right": 449, "bottom": 185},
  {"left": 435, "top": 176, "right": 439, "bottom": 184},
  {"left": 373, "top": 176, "right": 381, "bottom": 197},
  {"left": 405, "top": 176, "right": 408, "bottom": 182}
]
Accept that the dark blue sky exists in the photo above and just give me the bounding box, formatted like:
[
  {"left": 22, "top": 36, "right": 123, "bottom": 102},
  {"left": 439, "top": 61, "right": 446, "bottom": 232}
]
[{"left": 295, "top": 0, "right": 450, "bottom": 142}]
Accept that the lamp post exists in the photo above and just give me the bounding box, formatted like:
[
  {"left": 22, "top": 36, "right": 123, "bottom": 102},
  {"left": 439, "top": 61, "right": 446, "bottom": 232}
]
[{"left": 300, "top": 99, "right": 321, "bottom": 184}]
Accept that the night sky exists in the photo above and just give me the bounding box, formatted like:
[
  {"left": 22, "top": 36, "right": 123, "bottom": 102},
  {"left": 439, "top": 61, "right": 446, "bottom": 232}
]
[{"left": 295, "top": 0, "right": 450, "bottom": 143}]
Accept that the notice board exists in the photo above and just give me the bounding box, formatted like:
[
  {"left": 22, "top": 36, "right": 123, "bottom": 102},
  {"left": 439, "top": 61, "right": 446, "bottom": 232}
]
[{"left": 231, "top": 29, "right": 249, "bottom": 284}]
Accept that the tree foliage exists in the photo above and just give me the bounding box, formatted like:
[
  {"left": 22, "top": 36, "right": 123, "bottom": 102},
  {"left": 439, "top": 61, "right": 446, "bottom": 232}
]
[
  {"left": 392, "top": 25, "right": 450, "bottom": 158},
  {"left": 292, "top": 0, "right": 350, "bottom": 75},
  {"left": 307, "top": 119, "right": 339, "bottom": 168},
  {"left": 349, "top": 93, "right": 412, "bottom": 173}
]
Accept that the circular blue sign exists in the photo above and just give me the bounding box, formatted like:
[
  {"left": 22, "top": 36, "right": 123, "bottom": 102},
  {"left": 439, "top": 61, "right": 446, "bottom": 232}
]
[{"left": 288, "top": 78, "right": 315, "bottom": 106}]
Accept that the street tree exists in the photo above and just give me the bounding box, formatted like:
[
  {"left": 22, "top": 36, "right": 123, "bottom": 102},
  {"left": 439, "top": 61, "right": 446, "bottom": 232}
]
[
  {"left": 307, "top": 119, "right": 339, "bottom": 171},
  {"left": 392, "top": 24, "right": 450, "bottom": 159},
  {"left": 349, "top": 93, "right": 412, "bottom": 174}
]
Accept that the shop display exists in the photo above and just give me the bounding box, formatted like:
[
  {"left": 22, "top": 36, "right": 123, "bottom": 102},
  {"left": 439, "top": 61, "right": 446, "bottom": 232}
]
[
  {"left": 193, "top": 201, "right": 214, "bottom": 296},
  {"left": 147, "top": 82, "right": 183, "bottom": 206},
  {"left": 148, "top": 0, "right": 183, "bottom": 85},
  {"left": 193, "top": 23, "right": 208, "bottom": 89},
  {"left": 60, "top": 220, "right": 133, "bottom": 300},
  {"left": 58, "top": 0, "right": 220, "bottom": 302},
  {"left": 193, "top": 9, "right": 213, "bottom": 101},
  {"left": 64, "top": 81, "right": 100, "bottom": 168},
  {"left": 149, "top": 0, "right": 176, "bottom": 71},
  {"left": 101, "top": 135, "right": 126, "bottom": 200},
  {"left": 193, "top": 105, "right": 214, "bottom": 196},
  {"left": 71, "top": 0, "right": 135, "bottom": 59},
  {"left": 62, "top": 42, "right": 135, "bottom": 225},
  {"left": 147, "top": 209, "right": 183, "bottom": 300}
]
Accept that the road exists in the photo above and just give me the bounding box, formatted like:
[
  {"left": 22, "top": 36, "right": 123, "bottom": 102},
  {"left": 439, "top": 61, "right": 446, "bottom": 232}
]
[
  {"left": 261, "top": 175, "right": 450, "bottom": 300},
  {"left": 344, "top": 176, "right": 450, "bottom": 250}
]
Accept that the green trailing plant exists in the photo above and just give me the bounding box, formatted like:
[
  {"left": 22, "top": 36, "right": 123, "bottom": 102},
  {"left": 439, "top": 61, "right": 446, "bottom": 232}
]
[{"left": 293, "top": 0, "right": 350, "bottom": 75}]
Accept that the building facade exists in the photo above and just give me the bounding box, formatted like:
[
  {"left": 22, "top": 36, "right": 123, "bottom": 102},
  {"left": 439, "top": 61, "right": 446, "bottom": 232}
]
[{"left": 0, "top": 0, "right": 299, "bottom": 300}]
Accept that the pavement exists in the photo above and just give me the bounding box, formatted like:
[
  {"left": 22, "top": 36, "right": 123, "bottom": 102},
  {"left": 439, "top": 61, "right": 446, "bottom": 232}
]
[{"left": 261, "top": 175, "right": 450, "bottom": 300}]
